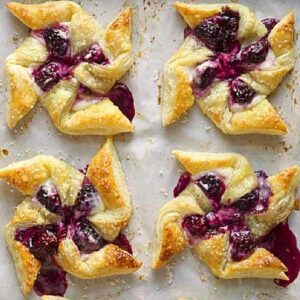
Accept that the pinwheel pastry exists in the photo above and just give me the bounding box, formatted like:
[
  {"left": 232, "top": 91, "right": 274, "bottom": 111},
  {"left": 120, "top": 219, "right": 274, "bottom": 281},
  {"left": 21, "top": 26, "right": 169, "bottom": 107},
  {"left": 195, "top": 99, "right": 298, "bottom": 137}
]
[
  {"left": 0, "top": 138, "right": 141, "bottom": 298},
  {"left": 161, "top": 2, "right": 295, "bottom": 135},
  {"left": 152, "top": 151, "right": 300, "bottom": 286},
  {"left": 5, "top": 1, "right": 135, "bottom": 135}
]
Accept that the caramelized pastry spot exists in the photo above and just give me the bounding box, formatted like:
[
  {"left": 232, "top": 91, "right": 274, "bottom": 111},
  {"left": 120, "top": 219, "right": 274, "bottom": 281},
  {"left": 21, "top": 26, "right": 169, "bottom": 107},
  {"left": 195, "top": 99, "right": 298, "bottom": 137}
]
[
  {"left": 159, "top": 225, "right": 186, "bottom": 263},
  {"left": 105, "top": 244, "right": 140, "bottom": 269},
  {"left": 14, "top": 241, "right": 41, "bottom": 296}
]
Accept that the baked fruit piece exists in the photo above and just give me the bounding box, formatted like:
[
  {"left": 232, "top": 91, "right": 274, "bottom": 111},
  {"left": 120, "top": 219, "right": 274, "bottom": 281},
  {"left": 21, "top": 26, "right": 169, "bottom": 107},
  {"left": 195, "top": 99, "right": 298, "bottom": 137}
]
[
  {"left": 161, "top": 2, "right": 295, "bottom": 135},
  {"left": 0, "top": 138, "right": 141, "bottom": 298},
  {"left": 152, "top": 151, "right": 300, "bottom": 286},
  {"left": 5, "top": 1, "right": 135, "bottom": 135}
]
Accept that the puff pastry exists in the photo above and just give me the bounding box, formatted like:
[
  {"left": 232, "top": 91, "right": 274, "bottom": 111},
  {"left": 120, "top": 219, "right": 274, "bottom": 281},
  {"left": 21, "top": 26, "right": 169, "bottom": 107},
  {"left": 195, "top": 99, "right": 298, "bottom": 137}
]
[
  {"left": 5, "top": 1, "right": 135, "bottom": 135},
  {"left": 161, "top": 2, "right": 294, "bottom": 135},
  {"left": 0, "top": 138, "right": 141, "bottom": 298},
  {"left": 152, "top": 150, "right": 300, "bottom": 285}
]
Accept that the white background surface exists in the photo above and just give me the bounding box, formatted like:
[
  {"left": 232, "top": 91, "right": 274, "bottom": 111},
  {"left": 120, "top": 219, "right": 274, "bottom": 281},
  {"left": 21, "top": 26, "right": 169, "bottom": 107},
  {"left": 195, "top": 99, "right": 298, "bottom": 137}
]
[{"left": 0, "top": 0, "right": 299, "bottom": 299}]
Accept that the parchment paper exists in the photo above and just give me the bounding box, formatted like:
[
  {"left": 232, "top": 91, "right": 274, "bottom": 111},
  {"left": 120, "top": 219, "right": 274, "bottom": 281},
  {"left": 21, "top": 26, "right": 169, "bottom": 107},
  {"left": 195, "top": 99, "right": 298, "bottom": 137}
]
[{"left": 0, "top": 0, "right": 299, "bottom": 299}]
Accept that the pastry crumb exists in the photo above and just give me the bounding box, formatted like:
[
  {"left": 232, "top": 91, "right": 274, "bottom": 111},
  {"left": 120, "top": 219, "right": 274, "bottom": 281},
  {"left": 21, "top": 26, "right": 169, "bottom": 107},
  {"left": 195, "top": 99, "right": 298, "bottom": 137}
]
[
  {"left": 11, "top": 33, "right": 20, "bottom": 44},
  {"left": 199, "top": 273, "right": 208, "bottom": 282},
  {"left": 160, "top": 188, "right": 168, "bottom": 197},
  {"left": 181, "top": 116, "right": 188, "bottom": 123},
  {"left": 165, "top": 264, "right": 174, "bottom": 285},
  {"left": 1, "top": 148, "right": 9, "bottom": 156},
  {"left": 153, "top": 71, "right": 159, "bottom": 82},
  {"left": 139, "top": 274, "right": 147, "bottom": 281}
]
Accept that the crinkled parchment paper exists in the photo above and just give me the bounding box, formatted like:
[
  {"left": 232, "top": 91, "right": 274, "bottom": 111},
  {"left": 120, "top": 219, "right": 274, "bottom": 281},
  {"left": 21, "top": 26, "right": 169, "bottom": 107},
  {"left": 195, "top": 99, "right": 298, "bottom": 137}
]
[{"left": 0, "top": 0, "right": 299, "bottom": 299}]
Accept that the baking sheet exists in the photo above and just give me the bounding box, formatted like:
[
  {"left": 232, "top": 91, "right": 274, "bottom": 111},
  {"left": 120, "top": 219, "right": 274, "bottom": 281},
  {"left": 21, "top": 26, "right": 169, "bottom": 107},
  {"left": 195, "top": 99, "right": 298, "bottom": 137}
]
[{"left": 0, "top": 0, "right": 300, "bottom": 299}]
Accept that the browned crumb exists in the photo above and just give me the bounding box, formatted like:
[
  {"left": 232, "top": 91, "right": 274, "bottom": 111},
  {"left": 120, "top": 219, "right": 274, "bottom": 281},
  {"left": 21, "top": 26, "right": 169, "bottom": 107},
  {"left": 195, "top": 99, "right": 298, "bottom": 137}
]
[
  {"left": 11, "top": 33, "right": 20, "bottom": 45},
  {"left": 1, "top": 148, "right": 9, "bottom": 156},
  {"left": 139, "top": 274, "right": 147, "bottom": 281},
  {"left": 294, "top": 198, "right": 300, "bottom": 211},
  {"left": 157, "top": 84, "right": 162, "bottom": 104}
]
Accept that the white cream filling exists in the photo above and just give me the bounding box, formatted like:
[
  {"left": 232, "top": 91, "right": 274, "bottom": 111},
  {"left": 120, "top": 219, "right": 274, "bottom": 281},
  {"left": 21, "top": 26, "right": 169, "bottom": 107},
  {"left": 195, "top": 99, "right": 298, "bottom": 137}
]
[
  {"left": 32, "top": 179, "right": 56, "bottom": 204},
  {"left": 258, "top": 49, "right": 276, "bottom": 70},
  {"left": 72, "top": 98, "right": 102, "bottom": 111},
  {"left": 194, "top": 60, "right": 216, "bottom": 75}
]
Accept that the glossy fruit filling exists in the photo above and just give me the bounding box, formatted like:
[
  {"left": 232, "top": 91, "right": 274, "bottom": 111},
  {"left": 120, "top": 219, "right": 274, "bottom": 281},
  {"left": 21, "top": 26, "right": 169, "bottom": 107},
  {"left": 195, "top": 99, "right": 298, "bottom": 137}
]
[
  {"left": 15, "top": 177, "right": 132, "bottom": 296},
  {"left": 74, "top": 83, "right": 135, "bottom": 121},
  {"left": 229, "top": 228, "right": 256, "bottom": 261},
  {"left": 194, "top": 8, "right": 240, "bottom": 53},
  {"left": 258, "top": 222, "right": 300, "bottom": 287},
  {"left": 174, "top": 172, "right": 227, "bottom": 208},
  {"left": 44, "top": 25, "right": 69, "bottom": 57},
  {"left": 72, "top": 218, "right": 107, "bottom": 253},
  {"left": 176, "top": 170, "right": 300, "bottom": 285},
  {"left": 173, "top": 172, "right": 191, "bottom": 197},
  {"left": 31, "top": 24, "right": 108, "bottom": 92},
  {"left": 191, "top": 8, "right": 277, "bottom": 109},
  {"left": 238, "top": 38, "right": 270, "bottom": 65},
  {"left": 261, "top": 18, "right": 279, "bottom": 33},
  {"left": 32, "top": 61, "right": 70, "bottom": 92},
  {"left": 229, "top": 79, "right": 257, "bottom": 105},
  {"left": 195, "top": 173, "right": 226, "bottom": 207},
  {"left": 33, "top": 258, "right": 67, "bottom": 297},
  {"left": 31, "top": 23, "right": 134, "bottom": 120}
]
